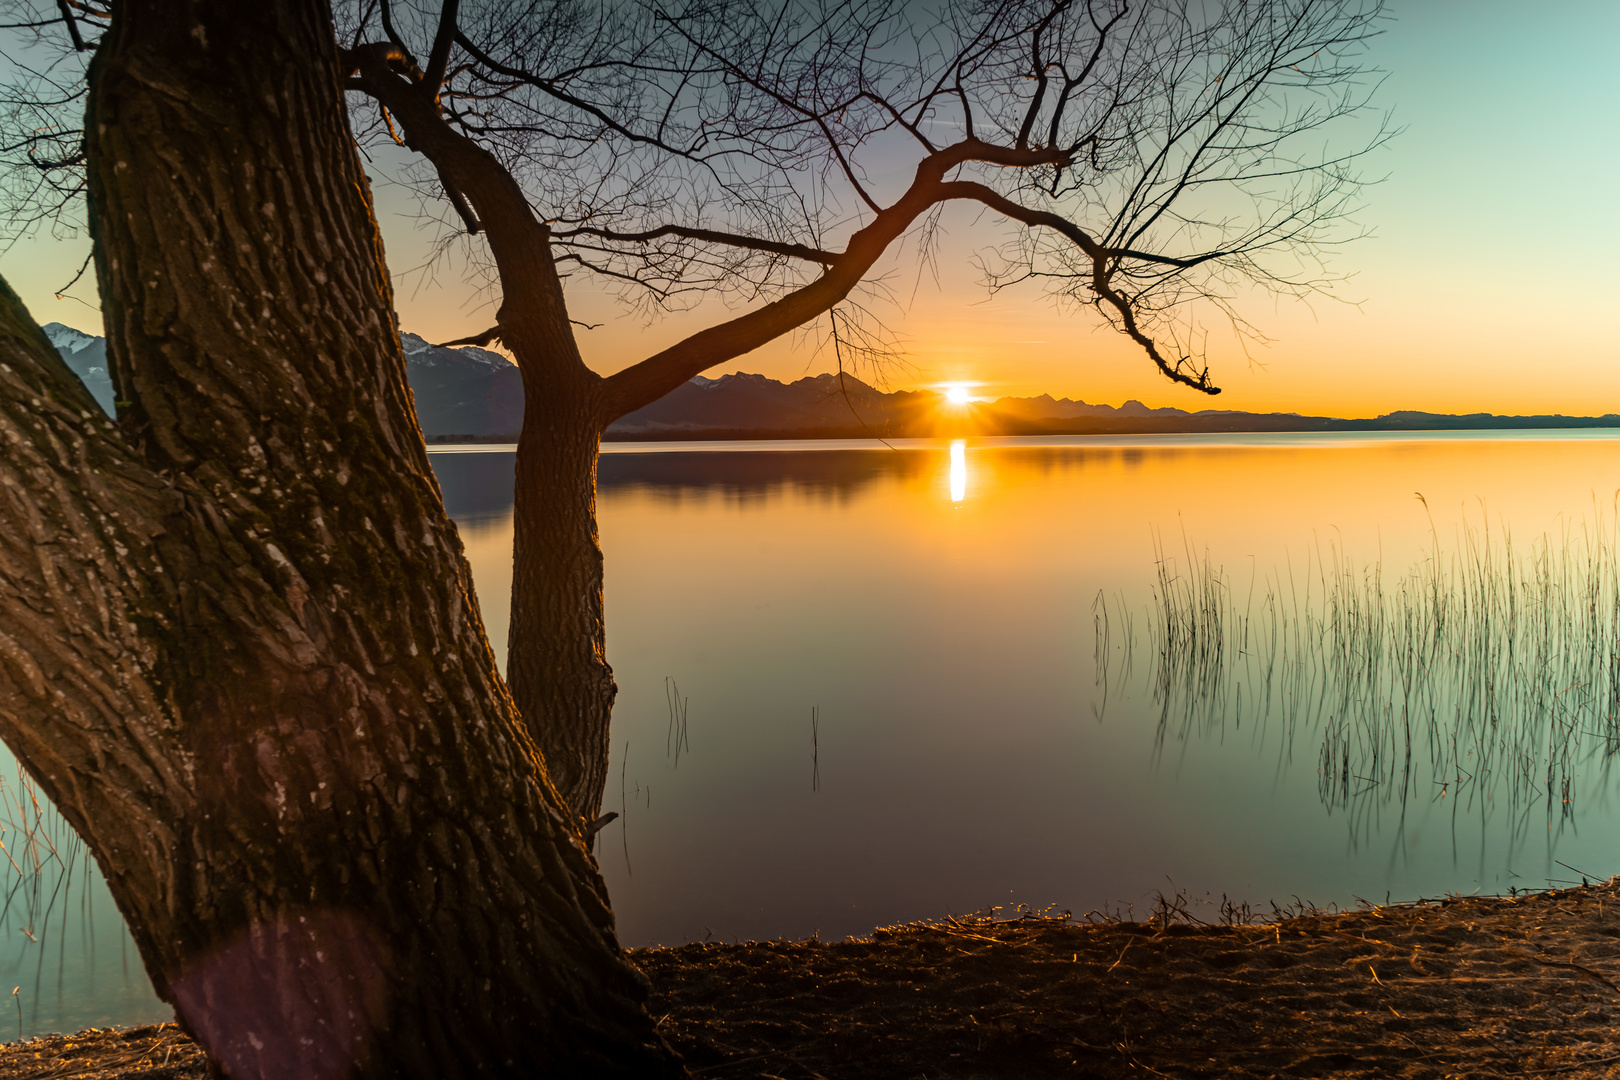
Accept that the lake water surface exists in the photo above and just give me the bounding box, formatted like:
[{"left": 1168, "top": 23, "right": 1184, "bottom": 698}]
[
  {"left": 12, "top": 430, "right": 1620, "bottom": 1033},
  {"left": 572, "top": 433, "right": 1620, "bottom": 946}
]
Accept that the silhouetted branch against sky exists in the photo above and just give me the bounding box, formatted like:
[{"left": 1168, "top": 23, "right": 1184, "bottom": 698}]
[
  {"left": 0, "top": 1, "right": 107, "bottom": 246},
  {"left": 332, "top": 0, "right": 1386, "bottom": 396},
  {"left": 0, "top": 0, "right": 1387, "bottom": 394}
]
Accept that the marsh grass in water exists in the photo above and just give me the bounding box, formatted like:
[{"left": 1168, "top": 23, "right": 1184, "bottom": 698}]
[
  {"left": 0, "top": 760, "right": 119, "bottom": 1035},
  {"left": 1098, "top": 503, "right": 1620, "bottom": 835}
]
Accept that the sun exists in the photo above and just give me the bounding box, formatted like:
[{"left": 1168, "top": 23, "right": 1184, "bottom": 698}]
[{"left": 944, "top": 385, "right": 972, "bottom": 405}]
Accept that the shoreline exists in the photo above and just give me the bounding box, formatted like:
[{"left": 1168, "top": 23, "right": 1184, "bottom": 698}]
[
  {"left": 419, "top": 416, "right": 1620, "bottom": 446},
  {"left": 7, "top": 880, "right": 1620, "bottom": 1077}
]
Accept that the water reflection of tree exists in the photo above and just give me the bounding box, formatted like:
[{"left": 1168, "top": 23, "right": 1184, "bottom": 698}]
[
  {"left": 596, "top": 445, "right": 1165, "bottom": 500},
  {"left": 600, "top": 450, "right": 933, "bottom": 501},
  {"left": 1098, "top": 520, "right": 1620, "bottom": 849},
  {"left": 430, "top": 443, "right": 1195, "bottom": 516}
]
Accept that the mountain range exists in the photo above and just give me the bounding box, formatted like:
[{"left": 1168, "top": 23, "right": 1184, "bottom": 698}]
[
  {"left": 43, "top": 324, "right": 525, "bottom": 438},
  {"left": 40, "top": 323, "right": 1620, "bottom": 440}
]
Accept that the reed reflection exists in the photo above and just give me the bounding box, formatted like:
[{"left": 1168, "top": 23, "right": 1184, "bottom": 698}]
[{"left": 1098, "top": 515, "right": 1620, "bottom": 850}]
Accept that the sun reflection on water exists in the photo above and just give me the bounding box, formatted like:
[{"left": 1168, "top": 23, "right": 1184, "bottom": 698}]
[{"left": 949, "top": 439, "right": 967, "bottom": 502}]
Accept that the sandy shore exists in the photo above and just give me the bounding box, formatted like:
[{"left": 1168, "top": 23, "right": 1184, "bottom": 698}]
[{"left": 6, "top": 880, "right": 1620, "bottom": 1078}]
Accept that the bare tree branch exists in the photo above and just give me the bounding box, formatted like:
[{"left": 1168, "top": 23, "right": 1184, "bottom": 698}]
[
  {"left": 551, "top": 223, "right": 840, "bottom": 267},
  {"left": 52, "top": 0, "right": 84, "bottom": 51},
  {"left": 422, "top": 0, "right": 460, "bottom": 99}
]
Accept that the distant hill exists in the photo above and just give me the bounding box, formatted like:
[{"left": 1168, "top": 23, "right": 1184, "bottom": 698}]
[
  {"left": 37, "top": 323, "right": 1620, "bottom": 439},
  {"left": 43, "top": 324, "right": 524, "bottom": 438},
  {"left": 609, "top": 371, "right": 928, "bottom": 436},
  {"left": 396, "top": 333, "right": 524, "bottom": 439},
  {"left": 605, "top": 372, "right": 1620, "bottom": 439},
  {"left": 605, "top": 371, "right": 1207, "bottom": 439}
]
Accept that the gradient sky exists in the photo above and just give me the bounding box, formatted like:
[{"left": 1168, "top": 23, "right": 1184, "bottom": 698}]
[{"left": 5, "top": 0, "right": 1616, "bottom": 418}]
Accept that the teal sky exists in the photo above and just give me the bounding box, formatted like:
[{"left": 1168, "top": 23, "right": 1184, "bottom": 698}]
[{"left": 5, "top": 1, "right": 1617, "bottom": 416}]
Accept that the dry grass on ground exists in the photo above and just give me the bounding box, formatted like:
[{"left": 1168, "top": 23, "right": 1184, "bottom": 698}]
[
  {"left": 7, "top": 881, "right": 1620, "bottom": 1078},
  {"left": 0, "top": 1024, "right": 202, "bottom": 1079}
]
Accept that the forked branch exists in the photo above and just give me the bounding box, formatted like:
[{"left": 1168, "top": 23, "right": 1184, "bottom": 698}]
[{"left": 333, "top": 0, "right": 1381, "bottom": 413}]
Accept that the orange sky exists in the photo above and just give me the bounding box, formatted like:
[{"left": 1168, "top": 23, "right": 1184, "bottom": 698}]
[{"left": 5, "top": 1, "right": 1617, "bottom": 419}]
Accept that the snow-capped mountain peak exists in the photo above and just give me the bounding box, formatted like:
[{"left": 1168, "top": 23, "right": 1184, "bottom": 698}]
[
  {"left": 399, "top": 332, "right": 512, "bottom": 372},
  {"left": 42, "top": 323, "right": 100, "bottom": 355}
]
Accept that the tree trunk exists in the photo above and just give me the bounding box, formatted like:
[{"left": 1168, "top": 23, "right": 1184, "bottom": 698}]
[
  {"left": 506, "top": 375, "right": 617, "bottom": 825},
  {"left": 0, "top": 1, "right": 681, "bottom": 1076},
  {"left": 340, "top": 56, "right": 623, "bottom": 822}
]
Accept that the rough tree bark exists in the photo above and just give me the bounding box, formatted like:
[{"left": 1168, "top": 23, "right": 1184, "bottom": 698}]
[
  {"left": 506, "top": 393, "right": 617, "bottom": 830},
  {"left": 0, "top": 1, "right": 681, "bottom": 1076},
  {"left": 343, "top": 54, "right": 623, "bottom": 823}
]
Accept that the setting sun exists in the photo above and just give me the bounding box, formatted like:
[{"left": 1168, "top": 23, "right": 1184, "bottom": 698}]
[{"left": 944, "top": 385, "right": 971, "bottom": 405}]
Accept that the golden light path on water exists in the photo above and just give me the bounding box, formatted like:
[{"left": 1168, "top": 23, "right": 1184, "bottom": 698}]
[{"left": 949, "top": 439, "right": 967, "bottom": 503}]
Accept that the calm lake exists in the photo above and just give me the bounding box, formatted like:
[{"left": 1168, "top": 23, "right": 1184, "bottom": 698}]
[{"left": 10, "top": 430, "right": 1620, "bottom": 1034}]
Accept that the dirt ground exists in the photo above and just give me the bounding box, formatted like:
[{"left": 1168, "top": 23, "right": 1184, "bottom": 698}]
[{"left": 6, "top": 881, "right": 1620, "bottom": 1078}]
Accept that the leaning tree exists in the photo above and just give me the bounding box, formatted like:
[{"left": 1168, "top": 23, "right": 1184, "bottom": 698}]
[
  {"left": 0, "top": 0, "right": 681, "bottom": 1075},
  {"left": 331, "top": 0, "right": 1390, "bottom": 821}
]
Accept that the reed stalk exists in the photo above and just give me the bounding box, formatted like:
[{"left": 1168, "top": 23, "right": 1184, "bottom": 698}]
[{"left": 1101, "top": 507, "right": 1620, "bottom": 831}]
